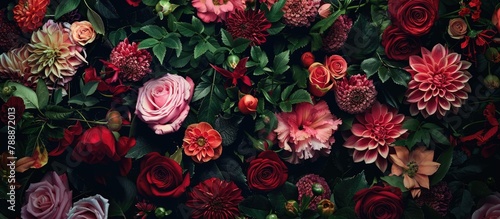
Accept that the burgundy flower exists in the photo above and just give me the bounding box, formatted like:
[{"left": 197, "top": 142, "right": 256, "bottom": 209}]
[
  {"left": 49, "top": 121, "right": 83, "bottom": 156},
  {"left": 186, "top": 177, "right": 243, "bottom": 219},
  {"left": 460, "top": 30, "right": 496, "bottom": 62},
  {"left": 226, "top": 9, "right": 271, "bottom": 46},
  {"left": 334, "top": 74, "right": 377, "bottom": 114},
  {"left": 415, "top": 182, "right": 452, "bottom": 217},
  {"left": 322, "top": 15, "right": 353, "bottom": 53},
  {"left": 1, "top": 96, "right": 25, "bottom": 125},
  {"left": 0, "top": 9, "right": 22, "bottom": 52},
  {"left": 108, "top": 38, "right": 152, "bottom": 82}
]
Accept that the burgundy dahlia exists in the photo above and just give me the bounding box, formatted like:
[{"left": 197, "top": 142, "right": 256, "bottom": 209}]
[
  {"left": 322, "top": 15, "right": 353, "bottom": 53},
  {"left": 296, "top": 174, "right": 331, "bottom": 211},
  {"left": 282, "top": 0, "right": 321, "bottom": 27},
  {"left": 226, "top": 9, "right": 271, "bottom": 46},
  {"left": 186, "top": 177, "right": 243, "bottom": 219},
  {"left": 0, "top": 10, "right": 22, "bottom": 52},
  {"left": 109, "top": 38, "right": 152, "bottom": 82},
  {"left": 334, "top": 74, "right": 377, "bottom": 114},
  {"left": 415, "top": 182, "right": 452, "bottom": 217}
]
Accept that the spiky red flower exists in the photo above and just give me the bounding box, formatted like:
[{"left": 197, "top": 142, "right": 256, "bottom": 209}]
[
  {"left": 13, "top": 0, "right": 49, "bottom": 33},
  {"left": 109, "top": 38, "right": 152, "bottom": 82},
  {"left": 226, "top": 9, "right": 271, "bottom": 46},
  {"left": 186, "top": 178, "right": 243, "bottom": 219}
]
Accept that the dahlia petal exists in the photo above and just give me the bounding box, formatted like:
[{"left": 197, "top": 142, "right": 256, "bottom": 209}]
[
  {"left": 431, "top": 44, "right": 446, "bottom": 61},
  {"left": 354, "top": 138, "right": 372, "bottom": 151},
  {"left": 438, "top": 98, "right": 450, "bottom": 110},
  {"left": 351, "top": 124, "right": 366, "bottom": 137},
  {"left": 417, "top": 99, "right": 427, "bottom": 110},
  {"left": 363, "top": 149, "right": 378, "bottom": 164},
  {"left": 352, "top": 150, "right": 365, "bottom": 163},
  {"left": 426, "top": 97, "right": 438, "bottom": 115},
  {"left": 378, "top": 144, "right": 389, "bottom": 158},
  {"left": 375, "top": 158, "right": 388, "bottom": 172}
]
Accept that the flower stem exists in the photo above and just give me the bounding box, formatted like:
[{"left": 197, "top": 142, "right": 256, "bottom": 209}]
[{"left": 461, "top": 120, "right": 486, "bottom": 130}]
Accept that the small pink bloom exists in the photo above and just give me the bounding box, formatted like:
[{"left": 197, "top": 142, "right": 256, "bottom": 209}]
[
  {"left": 67, "top": 194, "right": 109, "bottom": 219},
  {"left": 192, "top": 0, "right": 245, "bottom": 23}
]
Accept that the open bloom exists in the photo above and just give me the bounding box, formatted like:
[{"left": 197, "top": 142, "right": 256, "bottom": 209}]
[
  {"left": 390, "top": 146, "right": 440, "bottom": 198},
  {"left": 226, "top": 9, "right": 271, "bottom": 45},
  {"left": 109, "top": 38, "right": 152, "bottom": 82},
  {"left": 67, "top": 195, "right": 109, "bottom": 219},
  {"left": 183, "top": 122, "right": 223, "bottom": 163},
  {"left": 274, "top": 101, "right": 342, "bottom": 164},
  {"left": 343, "top": 102, "right": 407, "bottom": 172},
  {"left": 13, "top": 0, "right": 49, "bottom": 32},
  {"left": 191, "top": 0, "right": 245, "bottom": 23},
  {"left": 334, "top": 74, "right": 377, "bottom": 114},
  {"left": 0, "top": 46, "right": 38, "bottom": 89},
  {"left": 282, "top": 0, "right": 321, "bottom": 27},
  {"left": 322, "top": 15, "right": 353, "bottom": 53},
  {"left": 405, "top": 44, "right": 472, "bottom": 118}
]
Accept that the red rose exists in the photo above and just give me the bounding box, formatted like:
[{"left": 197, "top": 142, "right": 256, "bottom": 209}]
[
  {"left": 71, "top": 126, "right": 118, "bottom": 164},
  {"left": 308, "top": 62, "right": 334, "bottom": 97},
  {"left": 353, "top": 185, "right": 404, "bottom": 219},
  {"left": 1, "top": 96, "right": 25, "bottom": 124},
  {"left": 247, "top": 150, "right": 288, "bottom": 192},
  {"left": 388, "top": 0, "right": 439, "bottom": 36},
  {"left": 238, "top": 94, "right": 258, "bottom": 114},
  {"left": 301, "top": 52, "right": 315, "bottom": 68},
  {"left": 324, "top": 55, "right": 347, "bottom": 79},
  {"left": 381, "top": 25, "right": 421, "bottom": 61},
  {"left": 49, "top": 121, "right": 83, "bottom": 156},
  {"left": 136, "top": 152, "right": 190, "bottom": 198}
]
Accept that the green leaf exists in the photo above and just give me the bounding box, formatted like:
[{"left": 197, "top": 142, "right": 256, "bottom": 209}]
[
  {"left": 378, "top": 66, "right": 390, "bottom": 82},
  {"left": 239, "top": 195, "right": 272, "bottom": 219},
  {"left": 451, "top": 190, "right": 473, "bottom": 219},
  {"left": 279, "top": 101, "right": 293, "bottom": 112},
  {"left": 36, "top": 79, "right": 49, "bottom": 109},
  {"left": 403, "top": 118, "right": 420, "bottom": 131},
  {"left": 194, "top": 42, "right": 208, "bottom": 59},
  {"left": 153, "top": 44, "right": 167, "bottom": 64},
  {"left": 310, "top": 9, "right": 345, "bottom": 34},
  {"left": 53, "top": 88, "right": 63, "bottom": 105},
  {"left": 214, "top": 116, "right": 243, "bottom": 147},
  {"left": 262, "top": 110, "right": 278, "bottom": 132},
  {"left": 334, "top": 171, "right": 368, "bottom": 208},
  {"left": 142, "top": 0, "right": 159, "bottom": 7},
  {"left": 339, "top": 117, "right": 354, "bottom": 131},
  {"left": 360, "top": 58, "right": 382, "bottom": 77},
  {"left": 198, "top": 87, "right": 223, "bottom": 124},
  {"left": 44, "top": 105, "right": 73, "bottom": 120},
  {"left": 267, "top": 22, "right": 286, "bottom": 35},
  {"left": 175, "top": 22, "right": 196, "bottom": 37},
  {"left": 68, "top": 93, "right": 85, "bottom": 105},
  {"left": 281, "top": 84, "right": 295, "bottom": 101},
  {"left": 343, "top": 14, "right": 380, "bottom": 60},
  {"left": 267, "top": 182, "right": 299, "bottom": 216},
  {"left": 54, "top": 0, "right": 81, "bottom": 20},
  {"left": 192, "top": 16, "right": 204, "bottom": 33},
  {"left": 429, "top": 129, "right": 451, "bottom": 145},
  {"left": 331, "top": 207, "right": 356, "bottom": 219},
  {"left": 265, "top": 0, "right": 285, "bottom": 22},
  {"left": 82, "top": 81, "right": 99, "bottom": 96},
  {"left": 87, "top": 8, "right": 105, "bottom": 35},
  {"left": 292, "top": 65, "right": 308, "bottom": 88},
  {"left": 232, "top": 38, "right": 251, "bottom": 54},
  {"left": 138, "top": 38, "right": 159, "bottom": 49},
  {"left": 125, "top": 137, "right": 155, "bottom": 159},
  {"left": 310, "top": 32, "right": 323, "bottom": 52},
  {"left": 288, "top": 89, "right": 312, "bottom": 105},
  {"left": 108, "top": 28, "right": 126, "bottom": 46},
  {"left": 429, "top": 146, "right": 453, "bottom": 186},
  {"left": 273, "top": 50, "right": 290, "bottom": 75},
  {"left": 141, "top": 25, "right": 167, "bottom": 39},
  {"left": 6, "top": 81, "right": 38, "bottom": 109},
  {"left": 83, "top": 96, "right": 99, "bottom": 106},
  {"left": 388, "top": 68, "right": 411, "bottom": 87},
  {"left": 468, "top": 180, "right": 492, "bottom": 200},
  {"left": 162, "top": 34, "right": 182, "bottom": 57},
  {"left": 221, "top": 29, "right": 233, "bottom": 47},
  {"left": 95, "top": 0, "right": 119, "bottom": 19},
  {"left": 170, "top": 147, "right": 183, "bottom": 165},
  {"left": 192, "top": 81, "right": 210, "bottom": 102},
  {"left": 380, "top": 175, "right": 408, "bottom": 192}
]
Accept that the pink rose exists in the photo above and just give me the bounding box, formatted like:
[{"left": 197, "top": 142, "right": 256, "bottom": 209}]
[
  {"left": 493, "top": 7, "right": 500, "bottom": 32},
  {"left": 472, "top": 192, "right": 500, "bottom": 219},
  {"left": 21, "top": 171, "right": 72, "bottom": 219},
  {"left": 191, "top": 0, "right": 245, "bottom": 23},
  {"left": 67, "top": 194, "right": 109, "bottom": 219},
  {"left": 135, "top": 73, "right": 195, "bottom": 135},
  {"left": 70, "top": 21, "right": 96, "bottom": 46},
  {"left": 325, "top": 55, "right": 348, "bottom": 79}
]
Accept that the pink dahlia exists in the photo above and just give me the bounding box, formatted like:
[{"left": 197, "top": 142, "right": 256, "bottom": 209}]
[
  {"left": 334, "top": 74, "right": 377, "bottom": 114},
  {"left": 322, "top": 15, "right": 353, "bottom": 53},
  {"left": 274, "top": 101, "right": 342, "bottom": 164},
  {"left": 109, "top": 38, "right": 152, "bottom": 82},
  {"left": 0, "top": 46, "right": 38, "bottom": 89},
  {"left": 406, "top": 44, "right": 472, "bottom": 118},
  {"left": 282, "top": 0, "right": 321, "bottom": 27},
  {"left": 343, "top": 102, "right": 407, "bottom": 172},
  {"left": 192, "top": 0, "right": 246, "bottom": 23},
  {"left": 296, "top": 174, "right": 331, "bottom": 211}
]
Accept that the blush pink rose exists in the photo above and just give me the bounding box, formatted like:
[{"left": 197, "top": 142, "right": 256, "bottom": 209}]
[
  {"left": 472, "top": 192, "right": 500, "bottom": 219},
  {"left": 135, "top": 73, "right": 195, "bottom": 135},
  {"left": 21, "top": 171, "right": 72, "bottom": 219},
  {"left": 69, "top": 21, "right": 96, "bottom": 46},
  {"left": 67, "top": 194, "right": 109, "bottom": 219}
]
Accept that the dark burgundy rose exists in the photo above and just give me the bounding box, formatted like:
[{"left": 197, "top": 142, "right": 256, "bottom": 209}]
[
  {"left": 247, "top": 150, "right": 288, "bottom": 191},
  {"left": 388, "top": 0, "right": 439, "bottom": 36},
  {"left": 1, "top": 96, "right": 25, "bottom": 124},
  {"left": 382, "top": 25, "right": 421, "bottom": 61},
  {"left": 71, "top": 126, "right": 118, "bottom": 164},
  {"left": 353, "top": 185, "right": 404, "bottom": 219}
]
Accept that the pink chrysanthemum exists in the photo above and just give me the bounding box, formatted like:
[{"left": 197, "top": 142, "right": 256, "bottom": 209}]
[
  {"left": 109, "top": 38, "right": 152, "bottom": 82},
  {"left": 296, "top": 174, "right": 331, "bottom": 211},
  {"left": 274, "top": 101, "right": 342, "bottom": 164},
  {"left": 415, "top": 182, "right": 452, "bottom": 217},
  {"left": 322, "top": 15, "right": 353, "bottom": 53},
  {"left": 0, "top": 46, "right": 38, "bottom": 89},
  {"left": 226, "top": 9, "right": 271, "bottom": 46},
  {"left": 282, "top": 0, "right": 321, "bottom": 27},
  {"left": 334, "top": 74, "right": 377, "bottom": 114},
  {"left": 343, "top": 102, "right": 407, "bottom": 172},
  {"left": 405, "top": 44, "right": 472, "bottom": 118},
  {"left": 192, "top": 0, "right": 246, "bottom": 23}
]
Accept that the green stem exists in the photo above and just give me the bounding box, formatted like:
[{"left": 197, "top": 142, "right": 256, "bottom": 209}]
[
  {"left": 346, "top": 2, "right": 367, "bottom": 11},
  {"left": 67, "top": 118, "right": 107, "bottom": 125},
  {"left": 440, "top": 9, "right": 461, "bottom": 18},
  {"left": 461, "top": 120, "right": 486, "bottom": 130}
]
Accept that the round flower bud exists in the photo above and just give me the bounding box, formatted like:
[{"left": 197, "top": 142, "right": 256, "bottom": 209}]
[
  {"left": 266, "top": 213, "right": 278, "bottom": 219},
  {"left": 484, "top": 75, "right": 500, "bottom": 90},
  {"left": 106, "top": 111, "right": 123, "bottom": 131},
  {"left": 312, "top": 183, "right": 325, "bottom": 196},
  {"left": 318, "top": 4, "right": 332, "bottom": 19},
  {"left": 285, "top": 200, "right": 299, "bottom": 217},
  {"left": 227, "top": 54, "right": 240, "bottom": 69},
  {"left": 2, "top": 86, "right": 14, "bottom": 96},
  {"left": 317, "top": 199, "right": 336, "bottom": 217},
  {"left": 155, "top": 0, "right": 179, "bottom": 19},
  {"left": 485, "top": 47, "right": 500, "bottom": 63},
  {"left": 301, "top": 52, "right": 315, "bottom": 68},
  {"left": 154, "top": 207, "right": 168, "bottom": 218},
  {"left": 238, "top": 94, "right": 258, "bottom": 114}
]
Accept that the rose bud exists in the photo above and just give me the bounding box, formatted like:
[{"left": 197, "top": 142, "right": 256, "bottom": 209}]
[
  {"left": 493, "top": 6, "right": 500, "bottom": 32},
  {"left": 2, "top": 86, "right": 14, "bottom": 96},
  {"left": 285, "top": 200, "right": 299, "bottom": 217},
  {"left": 308, "top": 62, "right": 334, "bottom": 97},
  {"left": 484, "top": 74, "right": 500, "bottom": 90},
  {"left": 238, "top": 94, "right": 258, "bottom": 114},
  {"left": 485, "top": 47, "right": 500, "bottom": 63},
  {"left": 106, "top": 110, "right": 123, "bottom": 131},
  {"left": 317, "top": 199, "right": 336, "bottom": 217},
  {"left": 155, "top": 0, "right": 179, "bottom": 19},
  {"left": 325, "top": 55, "right": 347, "bottom": 79},
  {"left": 70, "top": 21, "right": 96, "bottom": 46},
  {"left": 447, "top": 18, "right": 467, "bottom": 39},
  {"left": 227, "top": 54, "right": 240, "bottom": 69},
  {"left": 301, "top": 52, "right": 315, "bottom": 68},
  {"left": 318, "top": 4, "right": 332, "bottom": 19}
]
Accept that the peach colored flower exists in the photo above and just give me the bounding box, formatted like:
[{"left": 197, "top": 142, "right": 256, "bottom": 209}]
[
  {"left": 192, "top": 0, "right": 245, "bottom": 23},
  {"left": 325, "top": 55, "right": 347, "bottom": 80},
  {"left": 308, "top": 62, "right": 334, "bottom": 97},
  {"left": 447, "top": 18, "right": 467, "bottom": 39},
  {"left": 70, "top": 21, "right": 96, "bottom": 46},
  {"left": 183, "top": 122, "right": 223, "bottom": 163},
  {"left": 13, "top": 0, "right": 49, "bottom": 33},
  {"left": 389, "top": 146, "right": 440, "bottom": 198}
]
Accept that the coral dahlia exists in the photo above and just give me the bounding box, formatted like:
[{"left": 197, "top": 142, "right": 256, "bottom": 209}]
[
  {"left": 274, "top": 101, "right": 342, "bottom": 164},
  {"left": 343, "top": 102, "right": 407, "bottom": 172},
  {"left": 0, "top": 46, "right": 38, "bottom": 89},
  {"left": 183, "top": 122, "right": 223, "bottom": 163},
  {"left": 322, "top": 15, "right": 353, "bottom": 53},
  {"left": 13, "top": 0, "right": 49, "bottom": 33},
  {"left": 406, "top": 44, "right": 472, "bottom": 118},
  {"left": 296, "top": 174, "right": 331, "bottom": 211},
  {"left": 109, "top": 38, "right": 152, "bottom": 82},
  {"left": 334, "top": 74, "right": 377, "bottom": 114},
  {"left": 226, "top": 9, "right": 271, "bottom": 46},
  {"left": 282, "top": 0, "right": 321, "bottom": 27},
  {"left": 186, "top": 177, "right": 243, "bottom": 219}
]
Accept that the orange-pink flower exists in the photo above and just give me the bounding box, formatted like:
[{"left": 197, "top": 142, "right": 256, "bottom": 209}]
[
  {"left": 183, "top": 122, "right": 223, "bottom": 163},
  {"left": 13, "top": 0, "right": 49, "bottom": 33},
  {"left": 389, "top": 146, "right": 440, "bottom": 198}
]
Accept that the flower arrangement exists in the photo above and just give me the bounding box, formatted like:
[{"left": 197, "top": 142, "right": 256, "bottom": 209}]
[{"left": 1, "top": 0, "right": 500, "bottom": 218}]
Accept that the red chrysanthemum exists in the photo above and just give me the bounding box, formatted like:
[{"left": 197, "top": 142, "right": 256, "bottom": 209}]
[
  {"left": 405, "top": 44, "right": 472, "bottom": 118},
  {"left": 183, "top": 122, "right": 223, "bottom": 163},
  {"left": 322, "top": 15, "right": 353, "bottom": 53},
  {"left": 13, "top": 0, "right": 49, "bottom": 33},
  {"left": 296, "top": 174, "right": 331, "bottom": 211},
  {"left": 186, "top": 177, "right": 243, "bottom": 219},
  {"left": 282, "top": 0, "right": 321, "bottom": 27},
  {"left": 334, "top": 74, "right": 377, "bottom": 114},
  {"left": 0, "top": 10, "right": 22, "bottom": 52},
  {"left": 226, "top": 9, "right": 271, "bottom": 46},
  {"left": 109, "top": 38, "right": 152, "bottom": 82},
  {"left": 343, "top": 102, "right": 407, "bottom": 172}
]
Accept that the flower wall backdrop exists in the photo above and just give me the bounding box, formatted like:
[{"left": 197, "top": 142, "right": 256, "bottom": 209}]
[{"left": 1, "top": 0, "right": 500, "bottom": 218}]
